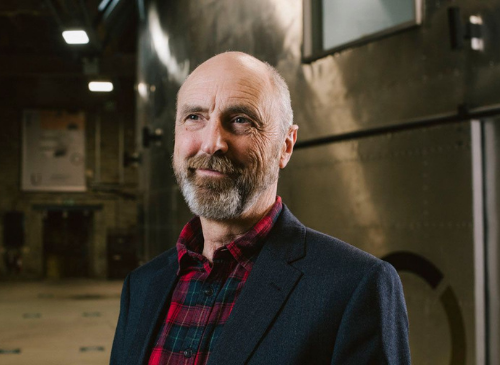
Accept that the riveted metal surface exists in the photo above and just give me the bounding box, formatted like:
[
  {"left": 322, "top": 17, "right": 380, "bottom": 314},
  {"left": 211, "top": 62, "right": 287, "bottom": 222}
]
[
  {"left": 137, "top": 0, "right": 500, "bottom": 362},
  {"left": 279, "top": 122, "right": 475, "bottom": 363}
]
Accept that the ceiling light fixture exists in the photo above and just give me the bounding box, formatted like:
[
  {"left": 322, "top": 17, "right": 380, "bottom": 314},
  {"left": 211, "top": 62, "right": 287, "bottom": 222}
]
[
  {"left": 89, "top": 81, "right": 114, "bottom": 92},
  {"left": 62, "top": 30, "right": 89, "bottom": 44}
]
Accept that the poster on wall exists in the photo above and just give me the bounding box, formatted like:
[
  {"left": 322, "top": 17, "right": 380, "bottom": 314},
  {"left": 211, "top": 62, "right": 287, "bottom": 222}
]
[{"left": 22, "top": 110, "right": 86, "bottom": 192}]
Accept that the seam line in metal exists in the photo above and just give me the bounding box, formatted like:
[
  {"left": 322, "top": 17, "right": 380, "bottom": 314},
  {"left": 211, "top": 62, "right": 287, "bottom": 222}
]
[{"left": 295, "top": 105, "right": 500, "bottom": 150}]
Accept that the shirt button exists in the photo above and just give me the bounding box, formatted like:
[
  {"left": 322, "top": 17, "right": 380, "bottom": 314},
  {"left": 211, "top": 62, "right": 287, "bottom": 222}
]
[
  {"left": 183, "top": 348, "right": 193, "bottom": 358},
  {"left": 204, "top": 287, "right": 213, "bottom": 297}
]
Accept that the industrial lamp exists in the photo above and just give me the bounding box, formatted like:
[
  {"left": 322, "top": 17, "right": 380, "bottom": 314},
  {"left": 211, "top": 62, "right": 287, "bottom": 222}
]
[
  {"left": 62, "top": 30, "right": 90, "bottom": 44},
  {"left": 88, "top": 81, "right": 114, "bottom": 92}
]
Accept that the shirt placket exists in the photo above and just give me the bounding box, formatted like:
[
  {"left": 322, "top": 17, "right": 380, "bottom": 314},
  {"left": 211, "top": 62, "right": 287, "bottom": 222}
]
[{"left": 180, "top": 260, "right": 224, "bottom": 364}]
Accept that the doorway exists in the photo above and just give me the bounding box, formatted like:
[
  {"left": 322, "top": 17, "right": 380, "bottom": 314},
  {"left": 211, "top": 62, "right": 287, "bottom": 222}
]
[{"left": 42, "top": 210, "right": 93, "bottom": 278}]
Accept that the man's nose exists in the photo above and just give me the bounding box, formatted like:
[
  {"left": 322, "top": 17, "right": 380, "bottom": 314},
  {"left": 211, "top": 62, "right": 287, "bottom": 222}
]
[{"left": 201, "top": 119, "right": 228, "bottom": 155}]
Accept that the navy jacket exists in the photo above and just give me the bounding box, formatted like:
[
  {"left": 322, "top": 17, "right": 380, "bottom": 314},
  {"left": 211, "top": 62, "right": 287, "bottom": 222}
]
[{"left": 110, "top": 205, "right": 410, "bottom": 364}]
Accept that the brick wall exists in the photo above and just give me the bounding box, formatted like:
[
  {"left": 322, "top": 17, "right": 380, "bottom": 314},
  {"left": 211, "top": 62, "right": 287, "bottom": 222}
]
[{"left": 0, "top": 101, "right": 139, "bottom": 279}]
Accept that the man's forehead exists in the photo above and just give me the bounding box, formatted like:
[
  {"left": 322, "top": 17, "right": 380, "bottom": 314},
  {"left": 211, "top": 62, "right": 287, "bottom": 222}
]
[
  {"left": 184, "top": 63, "right": 267, "bottom": 88},
  {"left": 180, "top": 75, "right": 263, "bottom": 99},
  {"left": 178, "top": 72, "right": 271, "bottom": 111}
]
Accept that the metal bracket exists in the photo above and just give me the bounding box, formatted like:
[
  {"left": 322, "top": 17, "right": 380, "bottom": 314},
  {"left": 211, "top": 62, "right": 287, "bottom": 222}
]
[
  {"left": 457, "top": 103, "right": 470, "bottom": 118},
  {"left": 123, "top": 151, "right": 141, "bottom": 167},
  {"left": 142, "top": 127, "right": 163, "bottom": 148},
  {"left": 448, "top": 7, "right": 483, "bottom": 50}
]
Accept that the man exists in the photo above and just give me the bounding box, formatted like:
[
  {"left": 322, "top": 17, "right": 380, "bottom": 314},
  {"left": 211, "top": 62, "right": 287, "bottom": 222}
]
[{"left": 111, "top": 52, "right": 410, "bottom": 365}]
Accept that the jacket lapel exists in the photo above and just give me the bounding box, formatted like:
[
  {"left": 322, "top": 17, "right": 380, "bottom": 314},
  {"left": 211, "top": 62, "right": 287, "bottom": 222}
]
[
  {"left": 208, "top": 206, "right": 306, "bottom": 365},
  {"left": 127, "top": 253, "right": 179, "bottom": 365}
]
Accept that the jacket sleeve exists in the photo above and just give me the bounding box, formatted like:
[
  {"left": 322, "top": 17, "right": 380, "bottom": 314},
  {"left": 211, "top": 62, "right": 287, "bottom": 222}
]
[
  {"left": 110, "top": 274, "right": 131, "bottom": 365},
  {"left": 331, "top": 261, "right": 411, "bottom": 364}
]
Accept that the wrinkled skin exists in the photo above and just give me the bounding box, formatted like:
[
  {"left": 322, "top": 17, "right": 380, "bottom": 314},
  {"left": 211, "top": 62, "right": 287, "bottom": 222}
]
[{"left": 173, "top": 52, "right": 296, "bottom": 222}]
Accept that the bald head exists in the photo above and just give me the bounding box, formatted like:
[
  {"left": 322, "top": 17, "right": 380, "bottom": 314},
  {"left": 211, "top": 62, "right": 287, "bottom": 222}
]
[
  {"left": 173, "top": 51, "right": 298, "bottom": 220},
  {"left": 177, "top": 52, "right": 293, "bottom": 137}
]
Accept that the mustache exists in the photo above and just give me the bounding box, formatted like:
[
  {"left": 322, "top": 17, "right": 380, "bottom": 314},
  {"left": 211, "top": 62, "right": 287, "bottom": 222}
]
[{"left": 187, "top": 154, "right": 244, "bottom": 175}]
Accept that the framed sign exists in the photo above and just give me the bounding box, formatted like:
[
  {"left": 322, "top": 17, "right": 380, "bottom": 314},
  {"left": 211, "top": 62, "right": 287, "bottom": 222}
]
[
  {"left": 22, "top": 110, "right": 86, "bottom": 192},
  {"left": 303, "top": 0, "right": 423, "bottom": 62}
]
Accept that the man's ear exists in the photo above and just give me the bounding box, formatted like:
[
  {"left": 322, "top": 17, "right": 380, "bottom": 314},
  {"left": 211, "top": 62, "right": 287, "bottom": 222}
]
[{"left": 279, "top": 125, "right": 298, "bottom": 169}]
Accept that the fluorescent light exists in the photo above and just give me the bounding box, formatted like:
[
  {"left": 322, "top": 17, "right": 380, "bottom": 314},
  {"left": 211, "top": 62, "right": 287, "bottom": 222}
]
[
  {"left": 89, "top": 81, "right": 113, "bottom": 92},
  {"left": 62, "top": 30, "right": 89, "bottom": 44}
]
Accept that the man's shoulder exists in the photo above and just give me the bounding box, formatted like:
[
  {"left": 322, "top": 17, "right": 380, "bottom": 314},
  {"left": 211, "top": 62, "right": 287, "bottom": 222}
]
[
  {"left": 302, "top": 227, "right": 388, "bottom": 279},
  {"left": 305, "top": 227, "right": 379, "bottom": 266},
  {"left": 277, "top": 205, "right": 389, "bottom": 277}
]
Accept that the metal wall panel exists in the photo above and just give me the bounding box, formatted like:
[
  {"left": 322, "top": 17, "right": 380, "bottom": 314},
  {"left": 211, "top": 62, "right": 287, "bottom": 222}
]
[
  {"left": 280, "top": 122, "right": 475, "bottom": 364},
  {"left": 136, "top": 0, "right": 500, "bottom": 363}
]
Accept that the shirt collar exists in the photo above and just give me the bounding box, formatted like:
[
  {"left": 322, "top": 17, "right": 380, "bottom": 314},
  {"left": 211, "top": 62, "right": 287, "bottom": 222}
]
[{"left": 176, "top": 196, "right": 283, "bottom": 273}]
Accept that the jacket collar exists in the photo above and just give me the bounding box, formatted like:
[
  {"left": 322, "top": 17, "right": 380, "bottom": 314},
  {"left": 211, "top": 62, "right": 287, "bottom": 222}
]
[
  {"left": 130, "top": 204, "right": 306, "bottom": 365},
  {"left": 127, "top": 251, "right": 179, "bottom": 365},
  {"left": 207, "top": 204, "right": 306, "bottom": 365}
]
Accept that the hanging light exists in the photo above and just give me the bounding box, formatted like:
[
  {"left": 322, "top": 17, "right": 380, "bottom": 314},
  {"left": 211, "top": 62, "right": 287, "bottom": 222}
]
[
  {"left": 88, "top": 81, "right": 114, "bottom": 92},
  {"left": 62, "top": 30, "right": 89, "bottom": 44}
]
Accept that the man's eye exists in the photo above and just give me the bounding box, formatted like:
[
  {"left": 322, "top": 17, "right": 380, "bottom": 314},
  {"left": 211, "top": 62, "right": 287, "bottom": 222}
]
[
  {"left": 187, "top": 114, "right": 199, "bottom": 120},
  {"left": 233, "top": 117, "right": 248, "bottom": 124}
]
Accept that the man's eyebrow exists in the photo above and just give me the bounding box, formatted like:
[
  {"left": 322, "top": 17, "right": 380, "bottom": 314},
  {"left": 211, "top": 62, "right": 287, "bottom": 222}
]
[
  {"left": 179, "top": 105, "right": 207, "bottom": 115},
  {"left": 224, "top": 105, "right": 263, "bottom": 126}
]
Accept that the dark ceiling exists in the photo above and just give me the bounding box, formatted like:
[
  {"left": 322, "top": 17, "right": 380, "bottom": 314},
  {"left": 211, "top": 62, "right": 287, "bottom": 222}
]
[
  {"left": 0, "top": 0, "right": 137, "bottom": 109},
  {"left": 0, "top": 0, "right": 137, "bottom": 57}
]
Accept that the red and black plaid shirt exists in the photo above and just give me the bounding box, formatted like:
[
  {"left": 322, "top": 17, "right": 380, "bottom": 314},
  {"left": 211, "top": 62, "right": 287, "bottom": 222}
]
[{"left": 148, "top": 197, "right": 283, "bottom": 365}]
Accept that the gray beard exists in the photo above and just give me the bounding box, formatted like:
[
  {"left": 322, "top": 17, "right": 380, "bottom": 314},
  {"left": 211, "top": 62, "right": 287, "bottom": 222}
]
[
  {"left": 174, "top": 154, "right": 280, "bottom": 220},
  {"left": 178, "top": 176, "right": 253, "bottom": 220}
]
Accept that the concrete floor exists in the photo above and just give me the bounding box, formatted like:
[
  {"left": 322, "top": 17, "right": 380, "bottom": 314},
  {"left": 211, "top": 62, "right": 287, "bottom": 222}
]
[{"left": 0, "top": 280, "right": 123, "bottom": 365}]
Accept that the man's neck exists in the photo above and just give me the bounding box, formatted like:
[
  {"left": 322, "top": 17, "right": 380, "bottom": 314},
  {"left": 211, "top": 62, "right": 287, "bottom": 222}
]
[{"left": 200, "top": 187, "right": 277, "bottom": 262}]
